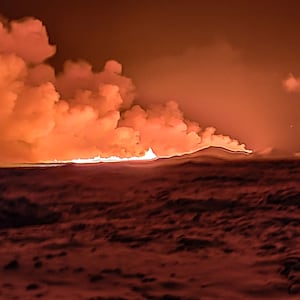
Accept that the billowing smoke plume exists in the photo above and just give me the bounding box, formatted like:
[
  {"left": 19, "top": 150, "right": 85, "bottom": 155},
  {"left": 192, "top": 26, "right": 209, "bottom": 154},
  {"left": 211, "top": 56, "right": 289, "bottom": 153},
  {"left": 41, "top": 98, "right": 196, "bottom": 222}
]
[
  {"left": 283, "top": 74, "right": 300, "bottom": 93},
  {"left": 0, "top": 17, "right": 249, "bottom": 163}
]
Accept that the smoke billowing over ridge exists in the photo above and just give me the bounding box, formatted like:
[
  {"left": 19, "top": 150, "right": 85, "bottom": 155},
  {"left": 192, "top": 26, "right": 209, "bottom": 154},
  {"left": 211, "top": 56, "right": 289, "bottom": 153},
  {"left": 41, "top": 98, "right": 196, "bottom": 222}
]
[{"left": 0, "top": 17, "right": 249, "bottom": 163}]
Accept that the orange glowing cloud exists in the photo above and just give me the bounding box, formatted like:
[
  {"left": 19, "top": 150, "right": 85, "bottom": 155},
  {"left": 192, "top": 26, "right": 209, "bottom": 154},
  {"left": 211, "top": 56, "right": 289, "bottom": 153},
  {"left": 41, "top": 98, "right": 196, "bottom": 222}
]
[
  {"left": 0, "top": 17, "right": 250, "bottom": 164},
  {"left": 0, "top": 17, "right": 55, "bottom": 64},
  {"left": 283, "top": 73, "right": 300, "bottom": 93}
]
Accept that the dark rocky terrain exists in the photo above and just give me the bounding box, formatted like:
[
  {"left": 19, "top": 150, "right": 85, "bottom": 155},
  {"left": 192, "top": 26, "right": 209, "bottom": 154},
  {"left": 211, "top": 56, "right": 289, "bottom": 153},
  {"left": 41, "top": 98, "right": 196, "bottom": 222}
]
[{"left": 0, "top": 152, "right": 299, "bottom": 299}]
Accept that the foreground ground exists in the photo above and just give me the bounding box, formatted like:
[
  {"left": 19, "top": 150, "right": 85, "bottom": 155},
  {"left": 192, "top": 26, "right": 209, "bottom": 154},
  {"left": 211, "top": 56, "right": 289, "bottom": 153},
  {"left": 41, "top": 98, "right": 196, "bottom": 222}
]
[{"left": 0, "top": 154, "right": 299, "bottom": 299}]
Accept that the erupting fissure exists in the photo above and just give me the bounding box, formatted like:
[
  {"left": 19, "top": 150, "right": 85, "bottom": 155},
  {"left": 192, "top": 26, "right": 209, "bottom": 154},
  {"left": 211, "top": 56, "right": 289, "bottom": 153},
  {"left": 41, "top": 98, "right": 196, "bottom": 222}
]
[
  {"left": 0, "top": 17, "right": 252, "bottom": 164},
  {"left": 64, "top": 148, "right": 157, "bottom": 163}
]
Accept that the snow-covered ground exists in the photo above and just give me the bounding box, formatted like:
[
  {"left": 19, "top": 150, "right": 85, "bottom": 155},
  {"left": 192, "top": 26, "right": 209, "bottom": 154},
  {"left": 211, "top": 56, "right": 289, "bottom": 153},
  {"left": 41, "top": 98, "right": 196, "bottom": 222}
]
[{"left": 0, "top": 151, "right": 299, "bottom": 299}]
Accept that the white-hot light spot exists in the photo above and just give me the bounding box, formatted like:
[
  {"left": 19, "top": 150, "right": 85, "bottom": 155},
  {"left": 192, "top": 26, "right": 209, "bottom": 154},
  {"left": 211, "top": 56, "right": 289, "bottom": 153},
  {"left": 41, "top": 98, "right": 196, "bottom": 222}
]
[{"left": 68, "top": 148, "right": 157, "bottom": 164}]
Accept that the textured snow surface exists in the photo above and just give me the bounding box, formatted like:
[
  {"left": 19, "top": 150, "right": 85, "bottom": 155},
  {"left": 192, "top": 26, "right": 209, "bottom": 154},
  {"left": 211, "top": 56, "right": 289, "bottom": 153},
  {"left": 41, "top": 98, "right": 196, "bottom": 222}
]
[{"left": 0, "top": 153, "right": 299, "bottom": 299}]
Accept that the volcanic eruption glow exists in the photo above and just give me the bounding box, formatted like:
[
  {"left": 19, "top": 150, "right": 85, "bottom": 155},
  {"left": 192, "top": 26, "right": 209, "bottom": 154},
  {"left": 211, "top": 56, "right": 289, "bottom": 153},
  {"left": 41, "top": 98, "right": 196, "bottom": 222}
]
[
  {"left": 0, "top": 17, "right": 252, "bottom": 164},
  {"left": 68, "top": 148, "right": 157, "bottom": 164}
]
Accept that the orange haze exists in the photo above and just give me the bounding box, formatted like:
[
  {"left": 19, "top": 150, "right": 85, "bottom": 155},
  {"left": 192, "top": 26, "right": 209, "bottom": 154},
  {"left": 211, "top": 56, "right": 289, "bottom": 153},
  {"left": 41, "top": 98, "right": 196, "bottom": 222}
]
[{"left": 0, "top": 18, "right": 251, "bottom": 163}]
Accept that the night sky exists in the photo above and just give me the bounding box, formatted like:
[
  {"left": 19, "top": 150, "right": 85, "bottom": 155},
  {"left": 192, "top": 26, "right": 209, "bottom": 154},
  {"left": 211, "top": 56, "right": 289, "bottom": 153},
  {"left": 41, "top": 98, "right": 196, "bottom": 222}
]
[
  {"left": 1, "top": 0, "right": 300, "bottom": 153},
  {"left": 2, "top": 0, "right": 300, "bottom": 71}
]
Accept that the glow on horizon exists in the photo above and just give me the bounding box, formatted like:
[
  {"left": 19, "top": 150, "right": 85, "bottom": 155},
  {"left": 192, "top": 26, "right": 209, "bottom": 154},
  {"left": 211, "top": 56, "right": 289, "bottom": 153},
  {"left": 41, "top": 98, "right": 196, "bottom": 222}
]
[{"left": 57, "top": 148, "right": 157, "bottom": 164}]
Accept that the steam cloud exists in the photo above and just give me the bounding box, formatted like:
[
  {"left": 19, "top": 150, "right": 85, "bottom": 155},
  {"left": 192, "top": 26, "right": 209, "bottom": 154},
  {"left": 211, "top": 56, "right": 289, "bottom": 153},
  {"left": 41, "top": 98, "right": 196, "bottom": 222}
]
[
  {"left": 283, "top": 74, "right": 300, "bottom": 93},
  {"left": 0, "top": 17, "right": 249, "bottom": 163}
]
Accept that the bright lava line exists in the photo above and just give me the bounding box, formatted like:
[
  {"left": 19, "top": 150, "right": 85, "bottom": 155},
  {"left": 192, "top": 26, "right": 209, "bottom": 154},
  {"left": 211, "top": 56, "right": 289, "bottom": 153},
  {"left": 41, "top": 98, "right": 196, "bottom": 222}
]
[{"left": 63, "top": 148, "right": 157, "bottom": 164}]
